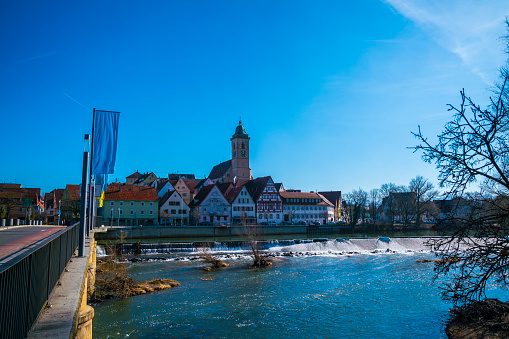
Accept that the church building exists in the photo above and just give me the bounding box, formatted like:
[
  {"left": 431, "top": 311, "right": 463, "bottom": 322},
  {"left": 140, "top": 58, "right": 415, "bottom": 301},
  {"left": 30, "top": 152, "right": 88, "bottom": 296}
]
[{"left": 208, "top": 120, "right": 252, "bottom": 185}]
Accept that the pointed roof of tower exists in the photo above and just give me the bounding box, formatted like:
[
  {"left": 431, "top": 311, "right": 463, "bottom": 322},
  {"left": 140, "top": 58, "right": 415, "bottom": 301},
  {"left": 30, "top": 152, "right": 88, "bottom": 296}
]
[{"left": 232, "top": 119, "right": 249, "bottom": 139}]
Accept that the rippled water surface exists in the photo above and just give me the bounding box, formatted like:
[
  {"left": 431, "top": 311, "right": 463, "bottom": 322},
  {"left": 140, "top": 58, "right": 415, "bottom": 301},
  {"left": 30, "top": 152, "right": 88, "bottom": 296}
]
[{"left": 92, "top": 253, "right": 509, "bottom": 338}]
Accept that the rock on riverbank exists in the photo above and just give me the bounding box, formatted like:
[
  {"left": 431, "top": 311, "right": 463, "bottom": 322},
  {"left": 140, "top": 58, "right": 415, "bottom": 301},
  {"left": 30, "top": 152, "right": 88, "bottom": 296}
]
[{"left": 446, "top": 299, "right": 509, "bottom": 338}]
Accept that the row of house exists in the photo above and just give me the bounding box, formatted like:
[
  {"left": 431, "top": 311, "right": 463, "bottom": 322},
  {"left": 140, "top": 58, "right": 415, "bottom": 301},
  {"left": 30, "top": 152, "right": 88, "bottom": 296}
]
[
  {"left": 0, "top": 183, "right": 44, "bottom": 221},
  {"left": 99, "top": 172, "right": 338, "bottom": 226}
]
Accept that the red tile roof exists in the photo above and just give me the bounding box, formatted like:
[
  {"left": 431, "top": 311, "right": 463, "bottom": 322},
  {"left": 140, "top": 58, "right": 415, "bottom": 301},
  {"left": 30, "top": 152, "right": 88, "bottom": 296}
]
[
  {"left": 126, "top": 171, "right": 142, "bottom": 179},
  {"left": 189, "top": 185, "right": 215, "bottom": 207},
  {"left": 224, "top": 186, "right": 244, "bottom": 204},
  {"left": 105, "top": 184, "right": 158, "bottom": 201},
  {"left": 65, "top": 184, "right": 80, "bottom": 200},
  {"left": 183, "top": 179, "right": 202, "bottom": 193},
  {"left": 208, "top": 160, "right": 231, "bottom": 180},
  {"left": 318, "top": 191, "right": 342, "bottom": 206},
  {"left": 280, "top": 191, "right": 333, "bottom": 206},
  {"left": 244, "top": 176, "right": 272, "bottom": 201},
  {"left": 0, "top": 183, "right": 22, "bottom": 189}
]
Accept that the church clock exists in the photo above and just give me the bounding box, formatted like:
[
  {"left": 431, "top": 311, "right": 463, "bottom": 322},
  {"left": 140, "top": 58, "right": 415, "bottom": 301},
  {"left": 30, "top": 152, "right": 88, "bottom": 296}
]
[{"left": 240, "top": 150, "right": 246, "bottom": 157}]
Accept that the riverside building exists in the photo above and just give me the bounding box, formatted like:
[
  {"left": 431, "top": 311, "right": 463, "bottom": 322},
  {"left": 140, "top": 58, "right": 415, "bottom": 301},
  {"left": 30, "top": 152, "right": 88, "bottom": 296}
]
[{"left": 280, "top": 191, "right": 334, "bottom": 225}]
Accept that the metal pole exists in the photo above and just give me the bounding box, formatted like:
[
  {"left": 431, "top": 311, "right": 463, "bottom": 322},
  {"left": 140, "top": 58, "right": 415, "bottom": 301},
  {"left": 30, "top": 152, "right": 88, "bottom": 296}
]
[
  {"left": 79, "top": 134, "right": 90, "bottom": 257},
  {"left": 57, "top": 199, "right": 61, "bottom": 225},
  {"left": 88, "top": 179, "right": 95, "bottom": 231},
  {"left": 88, "top": 108, "right": 96, "bottom": 234}
]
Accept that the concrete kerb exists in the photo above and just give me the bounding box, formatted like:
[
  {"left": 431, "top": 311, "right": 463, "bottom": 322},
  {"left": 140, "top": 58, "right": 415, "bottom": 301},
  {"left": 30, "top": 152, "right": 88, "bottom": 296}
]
[
  {"left": 0, "top": 224, "right": 58, "bottom": 231},
  {"left": 27, "top": 235, "right": 94, "bottom": 339}
]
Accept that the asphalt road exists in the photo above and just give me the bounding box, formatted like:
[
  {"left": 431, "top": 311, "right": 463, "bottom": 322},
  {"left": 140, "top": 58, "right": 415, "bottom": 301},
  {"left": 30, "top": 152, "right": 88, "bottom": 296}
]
[{"left": 0, "top": 226, "right": 65, "bottom": 260}]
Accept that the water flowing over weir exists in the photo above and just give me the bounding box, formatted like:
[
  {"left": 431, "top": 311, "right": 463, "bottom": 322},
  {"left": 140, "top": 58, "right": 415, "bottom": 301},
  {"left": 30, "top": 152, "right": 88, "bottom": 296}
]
[{"left": 97, "top": 237, "right": 434, "bottom": 257}]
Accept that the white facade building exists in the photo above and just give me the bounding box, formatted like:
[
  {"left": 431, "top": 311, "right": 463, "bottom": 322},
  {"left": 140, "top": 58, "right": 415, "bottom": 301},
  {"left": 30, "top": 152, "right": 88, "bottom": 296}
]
[
  {"left": 280, "top": 191, "right": 334, "bottom": 224},
  {"left": 159, "top": 190, "right": 189, "bottom": 225}
]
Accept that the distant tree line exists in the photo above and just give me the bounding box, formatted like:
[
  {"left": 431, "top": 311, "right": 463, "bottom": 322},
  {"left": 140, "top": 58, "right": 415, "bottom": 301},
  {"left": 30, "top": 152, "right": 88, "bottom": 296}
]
[{"left": 342, "top": 175, "right": 439, "bottom": 229}]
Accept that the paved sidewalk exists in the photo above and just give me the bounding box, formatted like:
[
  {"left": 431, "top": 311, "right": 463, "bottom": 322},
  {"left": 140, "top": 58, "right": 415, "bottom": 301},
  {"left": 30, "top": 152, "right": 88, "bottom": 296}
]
[{"left": 0, "top": 226, "right": 65, "bottom": 261}]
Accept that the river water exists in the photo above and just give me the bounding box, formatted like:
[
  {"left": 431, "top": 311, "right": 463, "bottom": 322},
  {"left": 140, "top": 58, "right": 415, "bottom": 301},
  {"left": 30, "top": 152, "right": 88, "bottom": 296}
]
[{"left": 92, "top": 239, "right": 509, "bottom": 338}]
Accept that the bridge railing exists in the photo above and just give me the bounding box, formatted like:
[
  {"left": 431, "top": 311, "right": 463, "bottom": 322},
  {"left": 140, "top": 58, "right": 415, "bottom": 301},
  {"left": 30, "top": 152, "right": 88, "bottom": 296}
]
[{"left": 0, "top": 223, "right": 79, "bottom": 339}]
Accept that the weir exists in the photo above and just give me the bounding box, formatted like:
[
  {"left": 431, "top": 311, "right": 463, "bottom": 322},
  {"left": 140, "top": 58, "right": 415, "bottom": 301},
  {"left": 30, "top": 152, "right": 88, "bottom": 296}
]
[{"left": 97, "top": 237, "right": 434, "bottom": 257}]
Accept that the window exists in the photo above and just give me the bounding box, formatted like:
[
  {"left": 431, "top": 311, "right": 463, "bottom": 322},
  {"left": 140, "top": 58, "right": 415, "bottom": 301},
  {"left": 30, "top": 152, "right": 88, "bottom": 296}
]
[
  {"left": 150, "top": 202, "right": 153, "bottom": 207},
  {"left": 130, "top": 201, "right": 134, "bottom": 206},
  {"left": 120, "top": 201, "right": 124, "bottom": 206},
  {"left": 183, "top": 193, "right": 187, "bottom": 196},
  {"left": 269, "top": 214, "right": 273, "bottom": 219},
  {"left": 164, "top": 209, "right": 168, "bottom": 213},
  {"left": 149, "top": 210, "right": 153, "bottom": 215},
  {"left": 141, "top": 202, "right": 145, "bottom": 207},
  {"left": 276, "top": 214, "right": 280, "bottom": 219},
  {"left": 130, "top": 209, "right": 134, "bottom": 215},
  {"left": 119, "top": 209, "right": 123, "bottom": 215},
  {"left": 171, "top": 209, "right": 176, "bottom": 214},
  {"left": 141, "top": 210, "right": 144, "bottom": 215}
]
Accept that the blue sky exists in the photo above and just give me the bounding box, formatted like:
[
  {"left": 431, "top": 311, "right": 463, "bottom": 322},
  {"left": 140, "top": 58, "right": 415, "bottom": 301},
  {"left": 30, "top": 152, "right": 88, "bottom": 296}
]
[{"left": 1, "top": 0, "right": 508, "bottom": 194}]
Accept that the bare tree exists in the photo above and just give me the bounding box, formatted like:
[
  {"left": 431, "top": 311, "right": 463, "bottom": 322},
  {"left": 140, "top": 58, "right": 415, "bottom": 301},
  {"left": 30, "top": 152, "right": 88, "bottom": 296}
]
[
  {"left": 409, "top": 175, "right": 439, "bottom": 228},
  {"left": 344, "top": 188, "right": 367, "bottom": 227},
  {"left": 393, "top": 189, "right": 413, "bottom": 226},
  {"left": 368, "top": 188, "right": 381, "bottom": 225},
  {"left": 380, "top": 183, "right": 403, "bottom": 226},
  {"left": 412, "top": 47, "right": 509, "bottom": 303}
]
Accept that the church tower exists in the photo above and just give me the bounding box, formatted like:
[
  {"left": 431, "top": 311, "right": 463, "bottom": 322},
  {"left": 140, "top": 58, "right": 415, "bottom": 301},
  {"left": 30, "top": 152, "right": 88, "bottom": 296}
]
[{"left": 231, "top": 119, "right": 251, "bottom": 185}]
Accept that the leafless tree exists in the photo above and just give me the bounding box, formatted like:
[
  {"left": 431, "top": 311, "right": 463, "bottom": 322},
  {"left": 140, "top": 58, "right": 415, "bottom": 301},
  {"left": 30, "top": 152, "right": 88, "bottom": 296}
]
[
  {"left": 368, "top": 188, "right": 381, "bottom": 225},
  {"left": 409, "top": 175, "right": 439, "bottom": 228},
  {"left": 344, "top": 188, "right": 367, "bottom": 227},
  {"left": 412, "top": 37, "right": 509, "bottom": 303}
]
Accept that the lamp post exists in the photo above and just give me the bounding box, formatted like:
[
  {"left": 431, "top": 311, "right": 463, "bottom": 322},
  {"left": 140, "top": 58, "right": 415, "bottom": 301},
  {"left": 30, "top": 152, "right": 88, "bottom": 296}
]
[
  {"left": 79, "top": 134, "right": 90, "bottom": 257},
  {"left": 118, "top": 207, "right": 120, "bottom": 226},
  {"left": 110, "top": 208, "right": 113, "bottom": 226}
]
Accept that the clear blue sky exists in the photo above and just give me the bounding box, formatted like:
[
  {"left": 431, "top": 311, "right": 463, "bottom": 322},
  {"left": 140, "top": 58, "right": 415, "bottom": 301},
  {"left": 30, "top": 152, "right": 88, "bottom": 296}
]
[{"left": 1, "top": 0, "right": 508, "bottom": 194}]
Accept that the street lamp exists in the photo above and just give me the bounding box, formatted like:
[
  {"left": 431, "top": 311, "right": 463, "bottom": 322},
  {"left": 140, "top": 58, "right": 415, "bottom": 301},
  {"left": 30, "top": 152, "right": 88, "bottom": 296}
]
[
  {"left": 110, "top": 208, "right": 113, "bottom": 226},
  {"left": 118, "top": 207, "right": 120, "bottom": 226}
]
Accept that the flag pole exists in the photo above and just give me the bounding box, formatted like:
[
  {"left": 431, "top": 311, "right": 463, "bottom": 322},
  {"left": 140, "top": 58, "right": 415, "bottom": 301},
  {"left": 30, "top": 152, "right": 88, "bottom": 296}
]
[{"left": 88, "top": 108, "right": 96, "bottom": 232}]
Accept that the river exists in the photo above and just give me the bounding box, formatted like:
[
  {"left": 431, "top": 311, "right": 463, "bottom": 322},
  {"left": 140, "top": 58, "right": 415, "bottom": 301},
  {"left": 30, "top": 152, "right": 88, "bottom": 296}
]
[{"left": 92, "top": 238, "right": 509, "bottom": 338}]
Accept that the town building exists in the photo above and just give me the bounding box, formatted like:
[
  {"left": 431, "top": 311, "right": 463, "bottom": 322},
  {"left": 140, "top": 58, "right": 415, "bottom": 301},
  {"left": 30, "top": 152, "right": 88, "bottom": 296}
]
[
  {"left": 44, "top": 189, "right": 65, "bottom": 224},
  {"left": 209, "top": 120, "right": 252, "bottom": 185},
  {"left": 0, "top": 184, "right": 44, "bottom": 222},
  {"left": 159, "top": 190, "right": 189, "bottom": 225},
  {"left": 61, "top": 184, "right": 80, "bottom": 225},
  {"left": 133, "top": 172, "right": 158, "bottom": 186},
  {"left": 155, "top": 179, "right": 175, "bottom": 198},
  {"left": 168, "top": 173, "right": 195, "bottom": 180},
  {"left": 189, "top": 184, "right": 231, "bottom": 225},
  {"left": 174, "top": 177, "right": 202, "bottom": 205},
  {"left": 102, "top": 184, "right": 159, "bottom": 226},
  {"left": 280, "top": 191, "right": 334, "bottom": 224},
  {"left": 244, "top": 176, "right": 283, "bottom": 225},
  {"left": 126, "top": 171, "right": 142, "bottom": 184},
  {"left": 225, "top": 185, "right": 256, "bottom": 225},
  {"left": 318, "top": 191, "right": 342, "bottom": 222}
]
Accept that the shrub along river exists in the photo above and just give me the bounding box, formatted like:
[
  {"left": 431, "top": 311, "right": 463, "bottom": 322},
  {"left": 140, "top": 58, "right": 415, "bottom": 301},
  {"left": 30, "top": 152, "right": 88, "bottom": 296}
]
[{"left": 92, "top": 238, "right": 509, "bottom": 338}]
